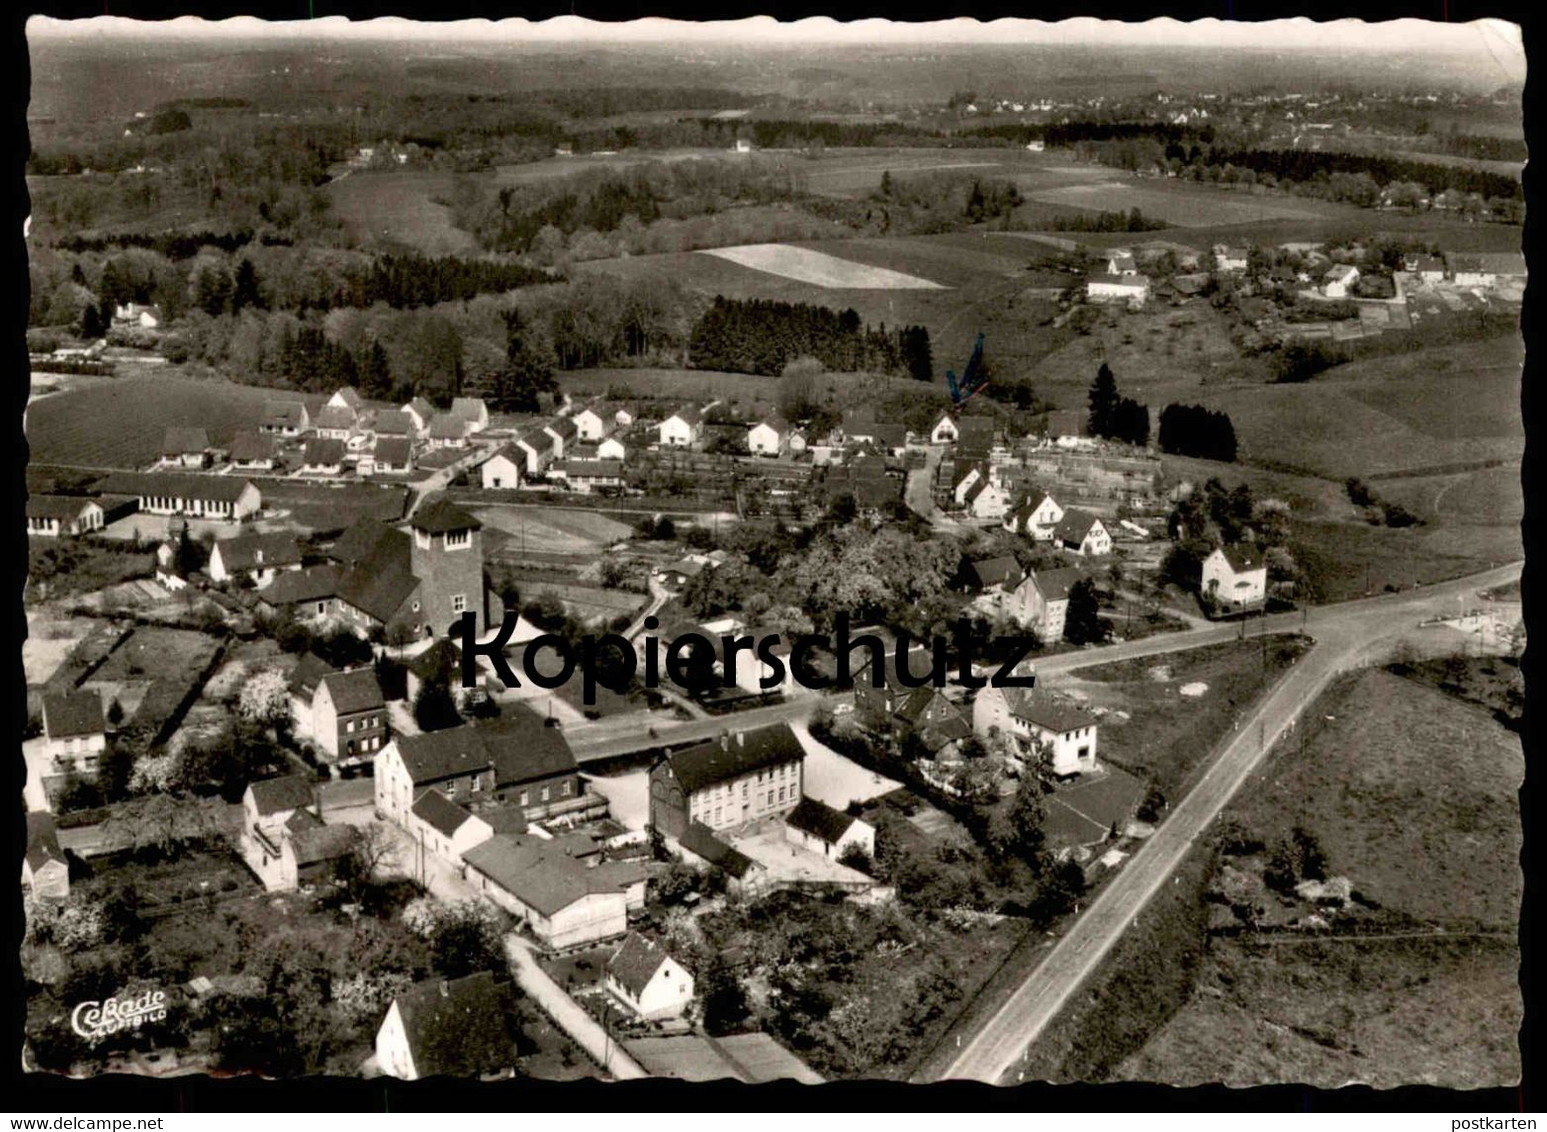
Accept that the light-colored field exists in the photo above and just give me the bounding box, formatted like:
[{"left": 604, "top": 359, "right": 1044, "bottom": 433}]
[
  {"left": 326, "top": 170, "right": 478, "bottom": 256},
  {"left": 1027, "top": 181, "right": 1339, "bottom": 227},
  {"left": 22, "top": 612, "right": 97, "bottom": 687},
  {"left": 794, "top": 720, "right": 902, "bottom": 808},
  {"left": 471, "top": 505, "right": 632, "bottom": 555},
  {"left": 699, "top": 243, "right": 946, "bottom": 290}
]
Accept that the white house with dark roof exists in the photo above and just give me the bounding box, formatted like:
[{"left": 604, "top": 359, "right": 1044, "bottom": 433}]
[
  {"left": 463, "top": 833, "right": 643, "bottom": 950},
  {"left": 408, "top": 787, "right": 495, "bottom": 863},
  {"left": 261, "top": 401, "right": 309, "bottom": 436},
  {"left": 1202, "top": 545, "right": 1268, "bottom": 610},
  {"left": 450, "top": 397, "right": 490, "bottom": 433},
  {"left": 161, "top": 427, "right": 212, "bottom": 469},
  {"left": 95, "top": 471, "right": 262, "bottom": 522},
  {"left": 1087, "top": 273, "right": 1151, "bottom": 306},
  {"left": 1105, "top": 249, "right": 1139, "bottom": 276},
  {"left": 327, "top": 387, "right": 365, "bottom": 416},
  {"left": 26, "top": 495, "right": 104, "bottom": 538},
  {"left": 659, "top": 406, "right": 704, "bottom": 448},
  {"left": 542, "top": 416, "right": 579, "bottom": 460},
  {"left": 480, "top": 447, "right": 524, "bottom": 490},
  {"left": 1004, "top": 490, "right": 1064, "bottom": 541},
  {"left": 605, "top": 933, "right": 695, "bottom": 1021},
  {"left": 1214, "top": 245, "right": 1250, "bottom": 272},
  {"left": 1053, "top": 509, "right": 1112, "bottom": 557},
  {"left": 1323, "top": 263, "right": 1360, "bottom": 298},
  {"left": 208, "top": 531, "right": 303, "bottom": 589},
  {"left": 23, "top": 813, "right": 69, "bottom": 901},
  {"left": 313, "top": 404, "right": 357, "bottom": 440},
  {"left": 427, "top": 415, "right": 469, "bottom": 450},
  {"left": 747, "top": 416, "right": 790, "bottom": 457},
  {"left": 402, "top": 397, "right": 435, "bottom": 435},
  {"left": 40, "top": 690, "right": 106, "bottom": 780},
  {"left": 972, "top": 686, "right": 1099, "bottom": 778},
  {"left": 302, "top": 438, "right": 346, "bottom": 475},
  {"left": 512, "top": 431, "right": 555, "bottom": 475},
  {"left": 375, "top": 971, "right": 521, "bottom": 1081},
  {"left": 370, "top": 437, "right": 414, "bottom": 475},
  {"left": 1007, "top": 566, "right": 1086, "bottom": 642},
  {"left": 648, "top": 722, "right": 806, "bottom": 838},
  {"left": 783, "top": 796, "right": 874, "bottom": 861},
  {"left": 929, "top": 412, "right": 959, "bottom": 445},
  {"left": 228, "top": 431, "right": 276, "bottom": 472}
]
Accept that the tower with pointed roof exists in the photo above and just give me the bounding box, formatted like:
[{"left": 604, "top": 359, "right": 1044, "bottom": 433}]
[{"left": 408, "top": 497, "right": 485, "bottom": 638}]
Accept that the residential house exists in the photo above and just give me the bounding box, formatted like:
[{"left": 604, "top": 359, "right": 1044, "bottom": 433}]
[
  {"left": 951, "top": 461, "right": 988, "bottom": 507},
  {"left": 648, "top": 722, "right": 806, "bottom": 839},
  {"left": 243, "top": 774, "right": 317, "bottom": 841},
  {"left": 302, "top": 438, "right": 345, "bottom": 475},
  {"left": 1006, "top": 566, "right": 1086, "bottom": 642},
  {"left": 481, "top": 447, "right": 524, "bottom": 490},
  {"left": 1053, "top": 509, "right": 1112, "bottom": 557},
  {"left": 327, "top": 387, "right": 365, "bottom": 416},
  {"left": 375, "top": 971, "right": 521, "bottom": 1081},
  {"left": 570, "top": 401, "right": 610, "bottom": 442},
  {"left": 40, "top": 690, "right": 106, "bottom": 781},
  {"left": 402, "top": 397, "right": 436, "bottom": 435},
  {"left": 784, "top": 797, "right": 875, "bottom": 862},
  {"left": 374, "top": 708, "right": 590, "bottom": 830},
  {"left": 1214, "top": 246, "right": 1250, "bottom": 272},
  {"left": 840, "top": 408, "right": 877, "bottom": 444},
  {"left": 596, "top": 433, "right": 628, "bottom": 462},
  {"left": 26, "top": 495, "right": 104, "bottom": 538},
  {"left": 208, "top": 531, "right": 302, "bottom": 589},
  {"left": 972, "top": 686, "right": 1099, "bottom": 778},
  {"left": 747, "top": 416, "right": 790, "bottom": 457},
  {"left": 161, "top": 427, "right": 211, "bottom": 469},
  {"left": 23, "top": 813, "right": 70, "bottom": 901},
  {"left": 929, "top": 412, "right": 959, "bottom": 444},
  {"left": 408, "top": 787, "right": 496, "bottom": 864},
  {"left": 659, "top": 406, "right": 704, "bottom": 448},
  {"left": 256, "top": 565, "right": 341, "bottom": 624},
  {"left": 604, "top": 933, "right": 695, "bottom": 1022},
  {"left": 228, "top": 432, "right": 276, "bottom": 472},
  {"left": 1105, "top": 249, "right": 1139, "bottom": 275},
  {"left": 890, "top": 686, "right": 973, "bottom": 759},
  {"left": 463, "top": 834, "right": 644, "bottom": 950},
  {"left": 311, "top": 668, "right": 388, "bottom": 766},
  {"left": 450, "top": 397, "right": 490, "bottom": 434},
  {"left": 239, "top": 775, "right": 357, "bottom": 892},
  {"left": 112, "top": 302, "right": 162, "bottom": 329},
  {"left": 1004, "top": 490, "right": 1065, "bottom": 541},
  {"left": 373, "top": 412, "right": 413, "bottom": 439},
  {"left": 313, "top": 405, "right": 357, "bottom": 441},
  {"left": 555, "top": 459, "right": 624, "bottom": 494},
  {"left": 1201, "top": 545, "right": 1268, "bottom": 611},
  {"left": 261, "top": 401, "right": 310, "bottom": 437},
  {"left": 963, "top": 555, "right": 1023, "bottom": 596},
  {"left": 153, "top": 539, "right": 188, "bottom": 591},
  {"left": 95, "top": 471, "right": 262, "bottom": 522},
  {"left": 542, "top": 417, "right": 579, "bottom": 459},
  {"left": 671, "top": 820, "right": 768, "bottom": 897},
  {"left": 1448, "top": 252, "right": 1527, "bottom": 288},
  {"left": 1323, "top": 264, "right": 1360, "bottom": 298},
  {"left": 962, "top": 475, "right": 1011, "bottom": 521},
  {"left": 871, "top": 422, "right": 908, "bottom": 456},
  {"left": 1086, "top": 274, "right": 1151, "bottom": 306},
  {"left": 1408, "top": 254, "right": 1446, "bottom": 283},
  {"left": 955, "top": 417, "right": 998, "bottom": 459},
  {"left": 1043, "top": 409, "right": 1086, "bottom": 443},
  {"left": 427, "top": 416, "right": 469, "bottom": 450},
  {"left": 371, "top": 437, "right": 414, "bottom": 475}
]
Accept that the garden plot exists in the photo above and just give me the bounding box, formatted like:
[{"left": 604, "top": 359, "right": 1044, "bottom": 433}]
[{"left": 699, "top": 243, "right": 947, "bottom": 290}]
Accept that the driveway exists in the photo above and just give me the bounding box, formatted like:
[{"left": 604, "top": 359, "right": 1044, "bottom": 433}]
[{"left": 505, "top": 937, "right": 648, "bottom": 1080}]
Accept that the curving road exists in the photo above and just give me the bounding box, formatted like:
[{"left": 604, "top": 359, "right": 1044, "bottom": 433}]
[{"left": 930, "top": 561, "right": 1523, "bottom": 1084}]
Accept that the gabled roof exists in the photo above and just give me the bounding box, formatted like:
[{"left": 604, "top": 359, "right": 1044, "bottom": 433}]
[
  {"left": 1216, "top": 544, "right": 1264, "bottom": 573},
  {"left": 287, "top": 652, "right": 338, "bottom": 700},
  {"left": 450, "top": 397, "right": 488, "bottom": 421},
  {"left": 965, "top": 555, "right": 1022, "bottom": 591},
  {"left": 391, "top": 710, "right": 577, "bottom": 789},
  {"left": 331, "top": 387, "right": 365, "bottom": 411},
  {"left": 956, "top": 417, "right": 997, "bottom": 447},
  {"left": 753, "top": 415, "right": 790, "bottom": 435},
  {"left": 303, "top": 438, "right": 345, "bottom": 466},
  {"left": 320, "top": 668, "right": 384, "bottom": 715},
  {"left": 545, "top": 417, "right": 579, "bottom": 442},
  {"left": 1088, "top": 273, "right": 1150, "bottom": 288},
  {"left": 26, "top": 495, "right": 98, "bottom": 522},
  {"left": 1023, "top": 566, "right": 1086, "bottom": 602},
  {"left": 162, "top": 427, "right": 209, "bottom": 455},
  {"left": 462, "top": 834, "right": 629, "bottom": 916},
  {"left": 336, "top": 531, "right": 418, "bottom": 622},
  {"left": 262, "top": 401, "right": 308, "bottom": 428},
  {"left": 428, "top": 415, "right": 468, "bottom": 439},
  {"left": 373, "top": 412, "right": 412, "bottom": 436},
  {"left": 1108, "top": 251, "right": 1138, "bottom": 271},
  {"left": 94, "top": 471, "right": 258, "bottom": 504},
  {"left": 785, "top": 796, "right": 858, "bottom": 845},
  {"left": 1003, "top": 688, "right": 1097, "bottom": 734},
  {"left": 663, "top": 722, "right": 806, "bottom": 794},
  {"left": 261, "top": 564, "right": 341, "bottom": 609},
  {"left": 228, "top": 432, "right": 274, "bottom": 464},
  {"left": 215, "top": 531, "right": 302, "bottom": 574},
  {"left": 41, "top": 690, "right": 103, "bottom": 739},
  {"left": 1054, "top": 508, "right": 1104, "bottom": 544},
  {"left": 606, "top": 932, "right": 674, "bottom": 998},
  {"left": 247, "top": 774, "right": 315, "bottom": 817},
  {"left": 677, "top": 821, "right": 759, "bottom": 879},
  {"left": 1324, "top": 263, "right": 1360, "bottom": 281},
  {"left": 411, "top": 497, "right": 482, "bottom": 534},
  {"left": 872, "top": 422, "right": 908, "bottom": 448},
  {"left": 313, "top": 405, "right": 357, "bottom": 431},
  {"left": 287, "top": 816, "right": 359, "bottom": 866},
  {"left": 412, "top": 787, "right": 476, "bottom": 839},
  {"left": 391, "top": 971, "right": 519, "bottom": 1080},
  {"left": 1447, "top": 252, "right": 1526, "bottom": 275},
  {"left": 373, "top": 437, "right": 413, "bottom": 466},
  {"left": 26, "top": 812, "right": 66, "bottom": 874},
  {"left": 666, "top": 405, "right": 703, "bottom": 427},
  {"left": 404, "top": 396, "right": 435, "bottom": 421},
  {"left": 328, "top": 518, "right": 396, "bottom": 567}
]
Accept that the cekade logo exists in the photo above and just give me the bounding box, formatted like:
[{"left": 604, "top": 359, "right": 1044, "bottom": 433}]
[{"left": 71, "top": 988, "right": 169, "bottom": 1042}]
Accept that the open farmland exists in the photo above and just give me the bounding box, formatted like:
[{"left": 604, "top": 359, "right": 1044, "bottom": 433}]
[
  {"left": 470, "top": 504, "right": 633, "bottom": 556},
  {"left": 699, "top": 243, "right": 945, "bottom": 289},
  {"left": 325, "top": 169, "right": 478, "bottom": 255},
  {"left": 25, "top": 373, "right": 327, "bottom": 470},
  {"left": 1113, "top": 669, "right": 1522, "bottom": 1088},
  {"left": 1026, "top": 179, "right": 1358, "bottom": 227}
]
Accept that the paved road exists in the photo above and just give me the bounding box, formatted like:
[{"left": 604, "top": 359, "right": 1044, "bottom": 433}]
[{"left": 931, "top": 561, "right": 1522, "bottom": 1084}]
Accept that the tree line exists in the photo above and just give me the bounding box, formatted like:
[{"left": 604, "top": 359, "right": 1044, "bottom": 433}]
[
  {"left": 1157, "top": 403, "right": 1238, "bottom": 462},
  {"left": 1087, "top": 363, "right": 1151, "bottom": 446},
  {"left": 688, "top": 296, "right": 933, "bottom": 379}
]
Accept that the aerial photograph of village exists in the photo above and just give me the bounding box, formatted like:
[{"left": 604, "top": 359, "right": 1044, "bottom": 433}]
[{"left": 18, "top": 13, "right": 1525, "bottom": 1091}]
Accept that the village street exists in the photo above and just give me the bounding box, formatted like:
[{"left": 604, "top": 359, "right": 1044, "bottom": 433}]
[{"left": 929, "top": 559, "right": 1523, "bottom": 1084}]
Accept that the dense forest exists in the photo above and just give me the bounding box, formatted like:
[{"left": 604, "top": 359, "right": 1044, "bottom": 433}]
[
  {"left": 1158, "top": 403, "right": 1239, "bottom": 463},
  {"left": 688, "top": 296, "right": 933, "bottom": 379}
]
